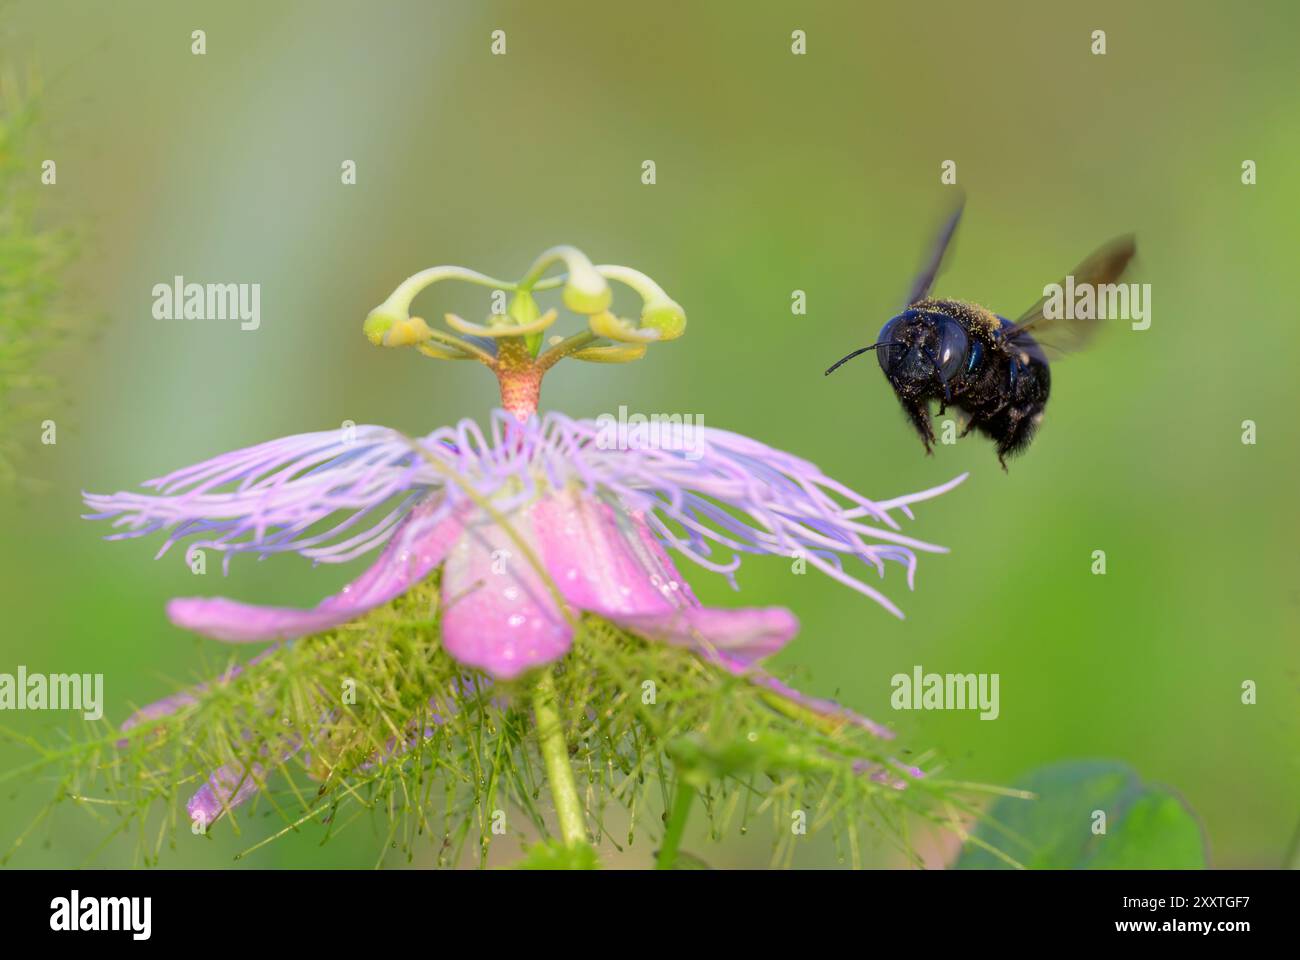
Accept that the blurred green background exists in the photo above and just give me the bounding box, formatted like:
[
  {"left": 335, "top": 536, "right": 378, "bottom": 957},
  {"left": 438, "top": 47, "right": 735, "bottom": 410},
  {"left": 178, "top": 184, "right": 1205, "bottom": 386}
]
[{"left": 1, "top": 0, "right": 1296, "bottom": 868}]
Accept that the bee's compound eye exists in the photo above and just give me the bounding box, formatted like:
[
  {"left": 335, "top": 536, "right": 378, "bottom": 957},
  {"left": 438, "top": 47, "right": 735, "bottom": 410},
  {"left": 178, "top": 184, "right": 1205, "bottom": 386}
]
[
  {"left": 936, "top": 320, "right": 969, "bottom": 382},
  {"left": 876, "top": 317, "right": 904, "bottom": 372}
]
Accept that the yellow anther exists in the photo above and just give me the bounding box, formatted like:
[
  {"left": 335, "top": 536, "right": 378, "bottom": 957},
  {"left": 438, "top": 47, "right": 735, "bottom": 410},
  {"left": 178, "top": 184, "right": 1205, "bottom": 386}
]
[
  {"left": 571, "top": 343, "right": 648, "bottom": 363},
  {"left": 589, "top": 310, "right": 662, "bottom": 344},
  {"left": 382, "top": 315, "right": 434, "bottom": 347}
]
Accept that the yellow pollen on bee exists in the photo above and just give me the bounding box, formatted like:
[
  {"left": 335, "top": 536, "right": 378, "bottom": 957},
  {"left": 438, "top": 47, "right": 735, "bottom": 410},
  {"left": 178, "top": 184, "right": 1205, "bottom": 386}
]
[{"left": 966, "top": 304, "right": 1002, "bottom": 334}]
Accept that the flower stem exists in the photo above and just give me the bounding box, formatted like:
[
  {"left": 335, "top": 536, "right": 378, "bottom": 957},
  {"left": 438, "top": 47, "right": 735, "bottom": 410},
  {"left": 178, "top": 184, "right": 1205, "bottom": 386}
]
[
  {"left": 531, "top": 669, "right": 587, "bottom": 847},
  {"left": 655, "top": 779, "right": 696, "bottom": 870}
]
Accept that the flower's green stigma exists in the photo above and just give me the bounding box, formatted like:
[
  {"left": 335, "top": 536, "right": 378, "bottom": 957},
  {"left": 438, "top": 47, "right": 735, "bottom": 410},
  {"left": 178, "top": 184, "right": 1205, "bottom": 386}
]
[
  {"left": 363, "top": 246, "right": 688, "bottom": 419},
  {"left": 8, "top": 576, "right": 1015, "bottom": 869},
  {"left": 595, "top": 264, "right": 687, "bottom": 341},
  {"left": 520, "top": 245, "right": 611, "bottom": 315}
]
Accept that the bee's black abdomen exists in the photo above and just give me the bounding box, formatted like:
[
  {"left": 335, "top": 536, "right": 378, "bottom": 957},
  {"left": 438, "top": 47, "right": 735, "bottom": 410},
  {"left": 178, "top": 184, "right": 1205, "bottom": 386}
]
[{"left": 968, "top": 320, "right": 1051, "bottom": 466}]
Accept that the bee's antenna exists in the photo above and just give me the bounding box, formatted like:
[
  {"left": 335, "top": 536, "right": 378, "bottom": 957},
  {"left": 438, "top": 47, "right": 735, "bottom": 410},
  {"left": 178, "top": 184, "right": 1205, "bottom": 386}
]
[{"left": 824, "top": 342, "right": 901, "bottom": 376}]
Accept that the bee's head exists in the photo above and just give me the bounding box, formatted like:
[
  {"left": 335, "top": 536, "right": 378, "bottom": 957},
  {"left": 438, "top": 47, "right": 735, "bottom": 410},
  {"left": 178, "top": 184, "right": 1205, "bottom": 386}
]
[{"left": 872, "top": 309, "right": 970, "bottom": 396}]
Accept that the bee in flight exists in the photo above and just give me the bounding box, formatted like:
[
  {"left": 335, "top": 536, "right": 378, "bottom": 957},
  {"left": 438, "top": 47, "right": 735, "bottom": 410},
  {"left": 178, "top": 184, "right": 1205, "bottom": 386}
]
[{"left": 825, "top": 201, "right": 1136, "bottom": 469}]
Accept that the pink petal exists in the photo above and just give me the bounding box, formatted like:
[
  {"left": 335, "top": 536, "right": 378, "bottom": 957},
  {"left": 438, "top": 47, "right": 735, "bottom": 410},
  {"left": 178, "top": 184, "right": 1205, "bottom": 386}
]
[
  {"left": 120, "top": 689, "right": 199, "bottom": 732},
  {"left": 532, "top": 490, "right": 796, "bottom": 663},
  {"left": 611, "top": 605, "right": 798, "bottom": 663},
  {"left": 712, "top": 652, "right": 894, "bottom": 740},
  {"left": 167, "top": 501, "right": 462, "bottom": 643},
  {"left": 439, "top": 509, "right": 573, "bottom": 680},
  {"left": 187, "top": 734, "right": 304, "bottom": 828},
  {"left": 531, "top": 493, "right": 684, "bottom": 615},
  {"left": 188, "top": 761, "right": 272, "bottom": 828}
]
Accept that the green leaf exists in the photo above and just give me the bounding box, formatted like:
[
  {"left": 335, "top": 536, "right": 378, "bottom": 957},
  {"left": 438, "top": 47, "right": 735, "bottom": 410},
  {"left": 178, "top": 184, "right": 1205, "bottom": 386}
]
[
  {"left": 511, "top": 840, "right": 601, "bottom": 870},
  {"left": 955, "top": 760, "right": 1207, "bottom": 869}
]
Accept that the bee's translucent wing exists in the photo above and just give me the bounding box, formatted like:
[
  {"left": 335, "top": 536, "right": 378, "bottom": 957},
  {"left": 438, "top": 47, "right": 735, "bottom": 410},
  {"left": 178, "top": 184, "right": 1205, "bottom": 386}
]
[
  {"left": 1005, "top": 235, "right": 1137, "bottom": 358},
  {"left": 903, "top": 196, "right": 965, "bottom": 307}
]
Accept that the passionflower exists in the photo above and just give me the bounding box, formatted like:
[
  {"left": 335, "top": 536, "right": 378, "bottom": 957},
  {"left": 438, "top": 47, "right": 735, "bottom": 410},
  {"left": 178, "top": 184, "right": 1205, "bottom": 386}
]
[{"left": 85, "top": 247, "right": 964, "bottom": 838}]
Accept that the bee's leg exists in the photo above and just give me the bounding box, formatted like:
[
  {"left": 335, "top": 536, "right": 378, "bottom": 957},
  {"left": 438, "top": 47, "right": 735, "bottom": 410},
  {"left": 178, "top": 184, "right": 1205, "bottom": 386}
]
[
  {"left": 969, "top": 398, "right": 1009, "bottom": 439},
  {"left": 898, "top": 397, "right": 935, "bottom": 453},
  {"left": 994, "top": 401, "right": 1043, "bottom": 467}
]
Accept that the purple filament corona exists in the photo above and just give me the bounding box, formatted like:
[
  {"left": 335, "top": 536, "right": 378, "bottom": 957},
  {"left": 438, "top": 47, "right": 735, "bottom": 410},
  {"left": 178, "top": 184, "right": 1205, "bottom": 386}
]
[{"left": 84, "top": 410, "right": 964, "bottom": 618}]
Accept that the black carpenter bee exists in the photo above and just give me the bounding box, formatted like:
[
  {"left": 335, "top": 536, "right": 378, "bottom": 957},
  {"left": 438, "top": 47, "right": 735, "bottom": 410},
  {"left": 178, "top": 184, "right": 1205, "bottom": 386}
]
[{"left": 825, "top": 201, "right": 1135, "bottom": 468}]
